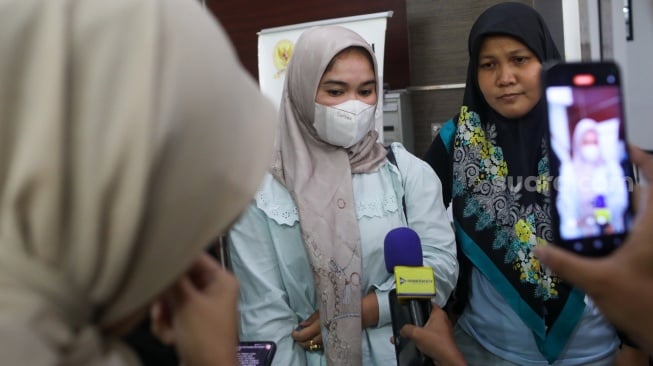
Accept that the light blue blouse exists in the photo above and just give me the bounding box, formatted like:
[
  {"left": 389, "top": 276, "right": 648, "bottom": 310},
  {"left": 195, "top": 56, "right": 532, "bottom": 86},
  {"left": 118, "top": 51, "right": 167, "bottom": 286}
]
[
  {"left": 227, "top": 143, "right": 458, "bottom": 366},
  {"left": 458, "top": 268, "right": 619, "bottom": 365}
]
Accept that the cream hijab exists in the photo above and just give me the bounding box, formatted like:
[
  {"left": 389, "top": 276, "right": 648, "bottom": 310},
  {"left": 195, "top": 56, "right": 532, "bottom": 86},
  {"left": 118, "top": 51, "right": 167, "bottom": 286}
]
[
  {"left": 272, "top": 25, "right": 386, "bottom": 365},
  {"left": 0, "top": 0, "right": 275, "bottom": 365}
]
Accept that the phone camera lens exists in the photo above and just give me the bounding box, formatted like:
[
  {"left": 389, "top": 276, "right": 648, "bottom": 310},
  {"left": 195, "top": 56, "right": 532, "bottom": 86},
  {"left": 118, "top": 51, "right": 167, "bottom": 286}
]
[{"left": 607, "top": 75, "right": 616, "bottom": 84}]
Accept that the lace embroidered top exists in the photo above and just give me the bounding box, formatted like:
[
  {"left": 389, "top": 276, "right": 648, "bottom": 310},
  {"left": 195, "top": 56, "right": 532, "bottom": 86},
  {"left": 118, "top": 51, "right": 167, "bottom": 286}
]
[{"left": 228, "top": 143, "right": 459, "bottom": 366}]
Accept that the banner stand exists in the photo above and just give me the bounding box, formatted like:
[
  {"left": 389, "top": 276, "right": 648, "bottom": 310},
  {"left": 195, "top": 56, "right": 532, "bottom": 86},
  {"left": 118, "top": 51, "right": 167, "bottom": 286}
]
[{"left": 258, "top": 11, "right": 393, "bottom": 140}]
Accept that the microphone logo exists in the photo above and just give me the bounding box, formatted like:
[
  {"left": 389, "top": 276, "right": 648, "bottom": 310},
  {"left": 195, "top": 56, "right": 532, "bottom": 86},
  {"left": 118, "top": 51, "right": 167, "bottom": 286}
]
[{"left": 394, "top": 266, "right": 436, "bottom": 299}]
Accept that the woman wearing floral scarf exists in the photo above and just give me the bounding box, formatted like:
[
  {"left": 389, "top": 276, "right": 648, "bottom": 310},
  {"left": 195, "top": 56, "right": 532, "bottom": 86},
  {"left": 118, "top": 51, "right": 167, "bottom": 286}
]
[{"left": 422, "top": 2, "right": 645, "bottom": 365}]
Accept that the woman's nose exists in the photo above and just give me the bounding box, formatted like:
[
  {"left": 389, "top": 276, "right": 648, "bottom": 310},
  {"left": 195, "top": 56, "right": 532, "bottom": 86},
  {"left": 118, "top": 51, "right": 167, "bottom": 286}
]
[{"left": 497, "top": 65, "right": 517, "bottom": 86}]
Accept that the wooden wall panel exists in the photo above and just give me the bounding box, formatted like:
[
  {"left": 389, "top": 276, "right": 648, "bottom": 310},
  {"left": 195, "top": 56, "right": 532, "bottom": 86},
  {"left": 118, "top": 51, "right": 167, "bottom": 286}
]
[{"left": 206, "top": 0, "right": 410, "bottom": 89}]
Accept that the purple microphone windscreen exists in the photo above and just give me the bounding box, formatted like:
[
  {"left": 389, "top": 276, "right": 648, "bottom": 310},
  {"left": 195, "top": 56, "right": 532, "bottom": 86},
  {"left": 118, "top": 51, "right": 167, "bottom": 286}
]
[{"left": 384, "top": 227, "right": 423, "bottom": 273}]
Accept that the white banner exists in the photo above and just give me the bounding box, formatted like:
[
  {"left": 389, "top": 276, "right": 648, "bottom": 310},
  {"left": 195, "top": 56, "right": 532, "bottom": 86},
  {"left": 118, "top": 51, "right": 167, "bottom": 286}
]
[{"left": 258, "top": 11, "right": 393, "bottom": 137}]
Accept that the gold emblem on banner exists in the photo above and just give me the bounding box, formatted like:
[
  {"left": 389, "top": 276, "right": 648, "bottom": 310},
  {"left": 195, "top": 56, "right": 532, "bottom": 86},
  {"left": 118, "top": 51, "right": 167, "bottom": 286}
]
[{"left": 273, "top": 39, "right": 294, "bottom": 78}]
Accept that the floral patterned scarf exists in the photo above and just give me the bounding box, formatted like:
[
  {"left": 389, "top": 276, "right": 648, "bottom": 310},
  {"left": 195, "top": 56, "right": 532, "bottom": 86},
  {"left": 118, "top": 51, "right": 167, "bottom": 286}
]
[{"left": 450, "top": 105, "right": 585, "bottom": 362}]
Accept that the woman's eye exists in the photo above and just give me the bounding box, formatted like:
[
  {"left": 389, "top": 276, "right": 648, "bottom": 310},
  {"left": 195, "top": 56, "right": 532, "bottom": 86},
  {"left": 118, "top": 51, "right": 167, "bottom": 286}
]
[
  {"left": 327, "top": 90, "right": 344, "bottom": 97},
  {"left": 359, "top": 89, "right": 374, "bottom": 97},
  {"left": 513, "top": 56, "right": 528, "bottom": 64},
  {"left": 479, "top": 62, "right": 494, "bottom": 70}
]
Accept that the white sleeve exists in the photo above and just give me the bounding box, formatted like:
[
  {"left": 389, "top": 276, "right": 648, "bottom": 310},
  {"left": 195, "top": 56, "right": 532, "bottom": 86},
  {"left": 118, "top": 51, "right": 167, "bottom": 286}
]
[
  {"left": 227, "top": 203, "right": 309, "bottom": 366},
  {"left": 393, "top": 144, "right": 459, "bottom": 307}
]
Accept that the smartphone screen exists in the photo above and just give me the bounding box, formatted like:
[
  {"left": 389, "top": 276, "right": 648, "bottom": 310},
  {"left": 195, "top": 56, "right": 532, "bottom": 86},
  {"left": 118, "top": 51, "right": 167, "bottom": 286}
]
[
  {"left": 388, "top": 289, "right": 431, "bottom": 366},
  {"left": 237, "top": 341, "right": 276, "bottom": 366},
  {"left": 544, "top": 62, "right": 635, "bottom": 256}
]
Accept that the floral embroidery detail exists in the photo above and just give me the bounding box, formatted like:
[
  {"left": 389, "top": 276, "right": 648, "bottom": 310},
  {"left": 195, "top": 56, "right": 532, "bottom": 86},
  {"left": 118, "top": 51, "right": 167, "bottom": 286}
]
[
  {"left": 536, "top": 147, "right": 552, "bottom": 195},
  {"left": 536, "top": 175, "right": 549, "bottom": 194},
  {"left": 456, "top": 109, "right": 508, "bottom": 192},
  {"left": 453, "top": 106, "right": 558, "bottom": 300},
  {"left": 510, "top": 216, "right": 560, "bottom": 300},
  {"left": 355, "top": 193, "right": 399, "bottom": 219},
  {"left": 255, "top": 177, "right": 299, "bottom": 226},
  {"left": 515, "top": 218, "right": 533, "bottom": 242}
]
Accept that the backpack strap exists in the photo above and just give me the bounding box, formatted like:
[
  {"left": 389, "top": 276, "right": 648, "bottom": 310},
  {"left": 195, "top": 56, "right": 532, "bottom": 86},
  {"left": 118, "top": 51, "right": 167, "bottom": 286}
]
[{"left": 385, "top": 145, "right": 407, "bottom": 220}]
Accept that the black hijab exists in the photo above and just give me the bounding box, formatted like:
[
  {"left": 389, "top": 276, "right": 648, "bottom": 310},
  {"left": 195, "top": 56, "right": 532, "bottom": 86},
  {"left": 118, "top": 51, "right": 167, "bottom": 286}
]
[
  {"left": 466, "top": 1, "right": 560, "bottom": 180},
  {"left": 449, "top": 3, "right": 585, "bottom": 363}
]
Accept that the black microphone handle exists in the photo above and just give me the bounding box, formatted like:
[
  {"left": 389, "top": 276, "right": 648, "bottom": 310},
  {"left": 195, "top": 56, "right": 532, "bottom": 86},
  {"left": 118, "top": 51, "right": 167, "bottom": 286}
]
[
  {"left": 408, "top": 299, "right": 433, "bottom": 366},
  {"left": 408, "top": 299, "right": 431, "bottom": 327}
]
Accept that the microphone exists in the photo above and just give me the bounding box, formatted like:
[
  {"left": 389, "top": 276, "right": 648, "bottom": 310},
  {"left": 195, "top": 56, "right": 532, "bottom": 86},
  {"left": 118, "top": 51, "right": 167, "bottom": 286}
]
[{"left": 385, "top": 227, "right": 434, "bottom": 366}]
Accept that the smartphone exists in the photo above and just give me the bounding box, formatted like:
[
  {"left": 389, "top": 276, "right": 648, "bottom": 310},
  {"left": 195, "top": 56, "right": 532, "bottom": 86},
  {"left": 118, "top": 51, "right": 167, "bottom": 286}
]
[
  {"left": 388, "top": 289, "right": 432, "bottom": 366},
  {"left": 237, "top": 341, "right": 276, "bottom": 366},
  {"left": 543, "top": 61, "right": 635, "bottom": 256},
  {"left": 207, "top": 235, "right": 232, "bottom": 270}
]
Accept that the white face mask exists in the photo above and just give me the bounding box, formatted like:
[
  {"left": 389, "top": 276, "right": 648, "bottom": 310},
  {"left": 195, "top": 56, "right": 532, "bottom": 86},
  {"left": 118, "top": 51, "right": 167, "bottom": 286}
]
[
  {"left": 313, "top": 99, "right": 376, "bottom": 148},
  {"left": 580, "top": 144, "right": 601, "bottom": 162}
]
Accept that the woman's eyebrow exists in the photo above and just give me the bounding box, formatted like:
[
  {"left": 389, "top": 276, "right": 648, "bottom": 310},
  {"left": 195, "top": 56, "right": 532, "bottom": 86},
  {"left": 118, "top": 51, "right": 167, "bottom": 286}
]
[
  {"left": 320, "top": 80, "right": 376, "bottom": 87},
  {"left": 320, "top": 80, "right": 348, "bottom": 87},
  {"left": 508, "top": 48, "right": 531, "bottom": 55}
]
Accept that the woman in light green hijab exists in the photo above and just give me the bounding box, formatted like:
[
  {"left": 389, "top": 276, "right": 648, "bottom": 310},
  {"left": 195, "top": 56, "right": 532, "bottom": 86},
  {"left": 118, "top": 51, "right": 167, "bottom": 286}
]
[{"left": 0, "top": 0, "right": 276, "bottom": 365}]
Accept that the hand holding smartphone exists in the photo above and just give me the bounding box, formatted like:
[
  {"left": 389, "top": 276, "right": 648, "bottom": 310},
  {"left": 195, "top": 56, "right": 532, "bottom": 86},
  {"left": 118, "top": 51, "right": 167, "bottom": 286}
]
[
  {"left": 543, "top": 61, "right": 635, "bottom": 256},
  {"left": 237, "top": 341, "right": 276, "bottom": 366}
]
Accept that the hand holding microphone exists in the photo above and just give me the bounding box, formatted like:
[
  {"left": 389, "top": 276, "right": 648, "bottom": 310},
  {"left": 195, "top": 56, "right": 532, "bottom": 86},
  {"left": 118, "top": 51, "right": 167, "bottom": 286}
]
[
  {"left": 399, "top": 306, "right": 467, "bottom": 366},
  {"left": 385, "top": 227, "right": 435, "bottom": 366},
  {"left": 385, "top": 227, "right": 466, "bottom": 366}
]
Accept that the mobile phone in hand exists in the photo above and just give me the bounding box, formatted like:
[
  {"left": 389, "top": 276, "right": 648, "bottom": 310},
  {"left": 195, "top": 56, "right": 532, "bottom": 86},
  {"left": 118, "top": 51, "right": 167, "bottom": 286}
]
[
  {"left": 543, "top": 61, "right": 635, "bottom": 256},
  {"left": 237, "top": 341, "right": 276, "bottom": 366}
]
